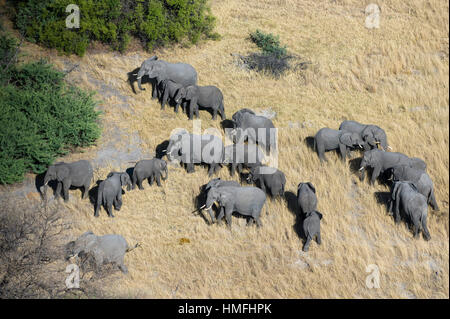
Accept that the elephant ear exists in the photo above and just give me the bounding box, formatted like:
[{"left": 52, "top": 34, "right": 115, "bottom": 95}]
[
  {"left": 316, "top": 211, "right": 323, "bottom": 220},
  {"left": 392, "top": 182, "right": 400, "bottom": 200},
  {"left": 120, "top": 173, "right": 129, "bottom": 186},
  {"left": 56, "top": 165, "right": 69, "bottom": 181},
  {"left": 339, "top": 133, "right": 353, "bottom": 147},
  {"left": 307, "top": 182, "right": 316, "bottom": 193}
]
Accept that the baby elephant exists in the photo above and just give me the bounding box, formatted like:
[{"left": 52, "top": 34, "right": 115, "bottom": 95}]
[
  {"left": 314, "top": 128, "right": 364, "bottom": 162},
  {"left": 183, "top": 85, "right": 225, "bottom": 120},
  {"left": 65, "top": 231, "right": 140, "bottom": 274},
  {"left": 159, "top": 79, "right": 186, "bottom": 113},
  {"left": 297, "top": 182, "right": 317, "bottom": 214},
  {"left": 95, "top": 172, "right": 132, "bottom": 218},
  {"left": 132, "top": 158, "right": 168, "bottom": 190},
  {"left": 302, "top": 211, "right": 323, "bottom": 252},
  {"left": 389, "top": 181, "right": 431, "bottom": 240},
  {"left": 248, "top": 165, "right": 286, "bottom": 197}
]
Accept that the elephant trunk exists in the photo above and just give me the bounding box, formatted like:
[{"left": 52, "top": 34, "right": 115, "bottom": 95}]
[
  {"left": 161, "top": 165, "right": 168, "bottom": 180},
  {"left": 137, "top": 69, "right": 146, "bottom": 91}
]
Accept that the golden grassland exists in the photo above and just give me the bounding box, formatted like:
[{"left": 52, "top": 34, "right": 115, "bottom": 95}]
[{"left": 2, "top": 0, "right": 449, "bottom": 298}]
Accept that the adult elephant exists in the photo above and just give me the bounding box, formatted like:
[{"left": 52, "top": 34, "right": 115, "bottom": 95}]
[
  {"left": 223, "top": 143, "right": 265, "bottom": 176},
  {"left": 391, "top": 165, "right": 439, "bottom": 211},
  {"left": 43, "top": 160, "right": 93, "bottom": 202},
  {"left": 136, "top": 56, "right": 197, "bottom": 99},
  {"left": 166, "top": 129, "right": 224, "bottom": 176},
  {"left": 231, "top": 109, "right": 276, "bottom": 154},
  {"left": 314, "top": 127, "right": 364, "bottom": 162},
  {"left": 132, "top": 158, "right": 168, "bottom": 190},
  {"left": 339, "top": 120, "right": 389, "bottom": 151},
  {"left": 204, "top": 186, "right": 267, "bottom": 228},
  {"left": 182, "top": 85, "right": 225, "bottom": 120},
  {"left": 65, "top": 231, "right": 140, "bottom": 274},
  {"left": 359, "top": 149, "right": 426, "bottom": 185},
  {"left": 95, "top": 172, "right": 132, "bottom": 218}
]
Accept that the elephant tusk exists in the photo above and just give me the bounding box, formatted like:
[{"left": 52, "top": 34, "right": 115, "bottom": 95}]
[
  {"left": 375, "top": 141, "right": 380, "bottom": 144},
  {"left": 359, "top": 167, "right": 364, "bottom": 171},
  {"left": 387, "top": 146, "right": 393, "bottom": 150},
  {"left": 136, "top": 76, "right": 142, "bottom": 79}
]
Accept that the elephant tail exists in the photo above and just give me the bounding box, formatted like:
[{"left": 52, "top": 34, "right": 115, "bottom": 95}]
[
  {"left": 126, "top": 242, "right": 142, "bottom": 253},
  {"left": 96, "top": 181, "right": 105, "bottom": 211},
  {"left": 428, "top": 188, "right": 439, "bottom": 211},
  {"left": 132, "top": 168, "right": 138, "bottom": 188}
]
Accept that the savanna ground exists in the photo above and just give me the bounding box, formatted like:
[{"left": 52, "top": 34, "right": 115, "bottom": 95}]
[{"left": 0, "top": 0, "right": 448, "bottom": 298}]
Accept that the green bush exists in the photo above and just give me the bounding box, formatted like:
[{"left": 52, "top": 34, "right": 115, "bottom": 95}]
[
  {"left": 0, "top": 34, "right": 101, "bottom": 184},
  {"left": 12, "top": 0, "right": 219, "bottom": 56},
  {"left": 250, "top": 29, "right": 287, "bottom": 58}
]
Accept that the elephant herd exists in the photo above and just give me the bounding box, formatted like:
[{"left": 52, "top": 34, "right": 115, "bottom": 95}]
[{"left": 40, "top": 56, "right": 439, "bottom": 273}]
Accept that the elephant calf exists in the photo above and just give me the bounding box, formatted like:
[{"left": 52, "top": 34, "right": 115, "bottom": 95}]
[
  {"left": 95, "top": 172, "right": 132, "bottom": 218},
  {"left": 65, "top": 231, "right": 140, "bottom": 274},
  {"left": 248, "top": 165, "right": 286, "bottom": 198},
  {"left": 182, "top": 85, "right": 225, "bottom": 120},
  {"left": 391, "top": 165, "right": 439, "bottom": 211},
  {"left": 314, "top": 128, "right": 364, "bottom": 162},
  {"left": 389, "top": 181, "right": 431, "bottom": 240},
  {"left": 43, "top": 160, "right": 93, "bottom": 202},
  {"left": 302, "top": 211, "right": 323, "bottom": 252},
  {"left": 159, "top": 79, "right": 186, "bottom": 113},
  {"left": 223, "top": 143, "right": 265, "bottom": 176},
  {"left": 132, "top": 158, "right": 168, "bottom": 190},
  {"left": 297, "top": 182, "right": 317, "bottom": 215}
]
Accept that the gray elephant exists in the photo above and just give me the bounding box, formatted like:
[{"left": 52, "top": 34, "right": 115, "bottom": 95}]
[
  {"left": 391, "top": 165, "right": 439, "bottom": 211},
  {"left": 136, "top": 56, "right": 197, "bottom": 99},
  {"left": 43, "top": 160, "right": 93, "bottom": 202},
  {"left": 314, "top": 128, "right": 364, "bottom": 162},
  {"left": 65, "top": 231, "right": 140, "bottom": 274},
  {"left": 182, "top": 85, "right": 225, "bottom": 120},
  {"left": 231, "top": 109, "right": 276, "bottom": 154},
  {"left": 159, "top": 79, "right": 187, "bottom": 113},
  {"left": 389, "top": 181, "right": 431, "bottom": 240},
  {"left": 360, "top": 149, "right": 426, "bottom": 185},
  {"left": 339, "top": 120, "right": 389, "bottom": 151},
  {"left": 302, "top": 211, "right": 323, "bottom": 252},
  {"left": 204, "top": 186, "right": 267, "bottom": 228},
  {"left": 247, "top": 165, "right": 286, "bottom": 197},
  {"left": 223, "top": 143, "right": 265, "bottom": 176},
  {"left": 132, "top": 158, "right": 168, "bottom": 190},
  {"left": 297, "top": 182, "right": 317, "bottom": 215},
  {"left": 95, "top": 172, "right": 132, "bottom": 218},
  {"left": 166, "top": 129, "right": 224, "bottom": 176},
  {"left": 200, "top": 178, "right": 241, "bottom": 224}
]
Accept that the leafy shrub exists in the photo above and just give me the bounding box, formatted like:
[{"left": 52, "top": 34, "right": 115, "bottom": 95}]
[
  {"left": 249, "top": 29, "right": 287, "bottom": 58},
  {"left": 0, "top": 33, "right": 101, "bottom": 184},
  {"left": 243, "top": 30, "right": 293, "bottom": 78},
  {"left": 12, "top": 0, "right": 220, "bottom": 56}
]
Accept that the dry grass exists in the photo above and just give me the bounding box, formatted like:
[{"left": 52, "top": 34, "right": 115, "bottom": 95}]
[{"left": 2, "top": 0, "right": 448, "bottom": 298}]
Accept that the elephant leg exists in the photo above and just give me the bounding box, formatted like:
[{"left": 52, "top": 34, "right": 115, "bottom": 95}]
[
  {"left": 387, "top": 199, "right": 393, "bottom": 216},
  {"left": 155, "top": 174, "right": 161, "bottom": 187},
  {"left": 106, "top": 201, "right": 115, "bottom": 218},
  {"left": 246, "top": 217, "right": 255, "bottom": 226},
  {"left": 429, "top": 191, "right": 439, "bottom": 211},
  {"left": 207, "top": 208, "right": 216, "bottom": 224},
  {"left": 316, "top": 232, "right": 322, "bottom": 245},
  {"left": 230, "top": 164, "right": 236, "bottom": 176},
  {"left": 94, "top": 201, "right": 101, "bottom": 217},
  {"left": 237, "top": 164, "right": 243, "bottom": 174},
  {"left": 225, "top": 209, "right": 233, "bottom": 230},
  {"left": 317, "top": 144, "right": 327, "bottom": 162},
  {"left": 216, "top": 207, "right": 225, "bottom": 225},
  {"left": 138, "top": 178, "right": 144, "bottom": 190},
  {"left": 186, "top": 163, "right": 195, "bottom": 173},
  {"left": 254, "top": 215, "right": 262, "bottom": 228},
  {"left": 421, "top": 215, "right": 431, "bottom": 241},
  {"left": 303, "top": 236, "right": 312, "bottom": 252},
  {"left": 189, "top": 101, "right": 194, "bottom": 120},
  {"left": 63, "top": 182, "right": 70, "bottom": 202},
  {"left": 259, "top": 178, "right": 266, "bottom": 193},
  {"left": 208, "top": 164, "right": 216, "bottom": 177},
  {"left": 212, "top": 109, "right": 217, "bottom": 120},
  {"left": 175, "top": 102, "right": 180, "bottom": 113},
  {"left": 413, "top": 224, "right": 420, "bottom": 238},
  {"left": 371, "top": 166, "right": 381, "bottom": 185},
  {"left": 55, "top": 182, "right": 62, "bottom": 199},
  {"left": 82, "top": 182, "right": 89, "bottom": 199},
  {"left": 118, "top": 261, "right": 128, "bottom": 274}
]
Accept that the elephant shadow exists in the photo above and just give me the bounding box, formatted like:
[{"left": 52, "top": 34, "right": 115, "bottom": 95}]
[
  {"left": 193, "top": 185, "right": 212, "bottom": 225},
  {"left": 374, "top": 191, "right": 393, "bottom": 214},
  {"left": 35, "top": 171, "right": 48, "bottom": 200},
  {"left": 155, "top": 140, "right": 170, "bottom": 159},
  {"left": 304, "top": 136, "right": 315, "bottom": 152},
  {"left": 284, "top": 191, "right": 306, "bottom": 242},
  {"left": 127, "top": 67, "right": 155, "bottom": 95}
]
